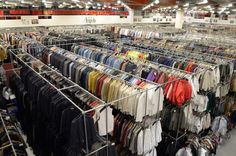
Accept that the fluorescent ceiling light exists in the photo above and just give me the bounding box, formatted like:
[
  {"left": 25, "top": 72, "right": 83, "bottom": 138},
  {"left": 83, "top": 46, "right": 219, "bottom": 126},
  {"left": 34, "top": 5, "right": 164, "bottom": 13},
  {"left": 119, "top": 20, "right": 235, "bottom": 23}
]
[
  {"left": 228, "top": 4, "right": 233, "bottom": 7},
  {"left": 42, "top": 0, "right": 53, "bottom": 4},
  {"left": 198, "top": 0, "right": 208, "bottom": 4},
  {"left": 58, "top": 4, "right": 63, "bottom": 8},
  {"left": 63, "top": 2, "right": 70, "bottom": 5},
  {"left": 5, "top": 1, "right": 17, "bottom": 6},
  {"left": 155, "top": 0, "right": 159, "bottom": 4},
  {"left": 21, "top": 0, "right": 33, "bottom": 4},
  {"left": 184, "top": 3, "right": 189, "bottom": 7}
]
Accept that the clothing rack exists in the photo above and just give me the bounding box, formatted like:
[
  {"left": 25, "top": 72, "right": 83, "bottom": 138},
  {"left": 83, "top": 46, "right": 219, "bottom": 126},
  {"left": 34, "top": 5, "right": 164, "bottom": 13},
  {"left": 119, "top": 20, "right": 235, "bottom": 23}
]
[
  {"left": 9, "top": 46, "right": 168, "bottom": 156},
  {"left": 121, "top": 40, "right": 233, "bottom": 67},
  {"left": 41, "top": 45, "right": 194, "bottom": 146},
  {"left": 35, "top": 32, "right": 221, "bottom": 76},
  {"left": 6, "top": 29, "right": 230, "bottom": 155},
  {"left": 0, "top": 111, "right": 17, "bottom": 156},
  {"left": 88, "top": 42, "right": 208, "bottom": 75},
  {"left": 150, "top": 36, "right": 236, "bottom": 61},
  {"left": 70, "top": 45, "right": 189, "bottom": 86},
  {"left": 11, "top": 38, "right": 177, "bottom": 155},
  {"left": 8, "top": 32, "right": 207, "bottom": 77},
  {"left": 8, "top": 49, "right": 112, "bottom": 155}
]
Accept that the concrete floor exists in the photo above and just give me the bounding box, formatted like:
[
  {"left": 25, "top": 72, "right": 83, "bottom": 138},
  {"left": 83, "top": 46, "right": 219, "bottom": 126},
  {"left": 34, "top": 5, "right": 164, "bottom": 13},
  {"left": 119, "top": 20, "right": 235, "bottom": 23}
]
[
  {"left": 216, "top": 129, "right": 236, "bottom": 156},
  {"left": 24, "top": 129, "right": 236, "bottom": 156}
]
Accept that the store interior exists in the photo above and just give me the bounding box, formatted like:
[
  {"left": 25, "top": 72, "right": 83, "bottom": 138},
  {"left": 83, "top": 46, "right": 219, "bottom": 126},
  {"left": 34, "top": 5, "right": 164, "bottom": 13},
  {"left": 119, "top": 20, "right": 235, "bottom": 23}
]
[{"left": 0, "top": 0, "right": 236, "bottom": 156}]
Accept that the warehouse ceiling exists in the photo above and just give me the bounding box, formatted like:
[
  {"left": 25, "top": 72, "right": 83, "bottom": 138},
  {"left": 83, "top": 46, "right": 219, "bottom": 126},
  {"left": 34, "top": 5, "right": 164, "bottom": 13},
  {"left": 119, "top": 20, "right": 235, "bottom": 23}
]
[{"left": 0, "top": 0, "right": 235, "bottom": 10}]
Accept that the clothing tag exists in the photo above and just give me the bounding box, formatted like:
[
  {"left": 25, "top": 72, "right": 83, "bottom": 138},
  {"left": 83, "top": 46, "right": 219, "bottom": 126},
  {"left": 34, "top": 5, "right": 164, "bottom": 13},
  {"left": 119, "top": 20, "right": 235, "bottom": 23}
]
[
  {"left": 5, "top": 116, "right": 10, "bottom": 120},
  {"left": 10, "top": 94, "right": 16, "bottom": 100},
  {"left": 4, "top": 92, "right": 10, "bottom": 100}
]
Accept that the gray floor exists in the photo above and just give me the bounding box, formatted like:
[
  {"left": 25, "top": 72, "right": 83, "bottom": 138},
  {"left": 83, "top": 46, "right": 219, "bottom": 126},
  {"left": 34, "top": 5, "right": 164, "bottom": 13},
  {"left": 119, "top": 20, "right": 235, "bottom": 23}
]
[
  {"left": 23, "top": 128, "right": 236, "bottom": 156},
  {"left": 216, "top": 129, "right": 236, "bottom": 156}
]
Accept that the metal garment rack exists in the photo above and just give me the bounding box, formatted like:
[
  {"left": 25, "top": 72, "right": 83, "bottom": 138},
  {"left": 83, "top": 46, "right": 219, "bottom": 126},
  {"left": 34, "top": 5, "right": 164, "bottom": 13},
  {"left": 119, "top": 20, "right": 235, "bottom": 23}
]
[
  {"left": 63, "top": 41, "right": 225, "bottom": 147},
  {"left": 11, "top": 30, "right": 191, "bottom": 76},
  {"left": 47, "top": 30, "right": 233, "bottom": 147},
  {"left": 0, "top": 112, "right": 17, "bottom": 156},
  {"left": 10, "top": 48, "right": 167, "bottom": 156},
  {"left": 75, "top": 42, "right": 207, "bottom": 76},
  {"left": 147, "top": 36, "right": 236, "bottom": 62},
  {"left": 118, "top": 28, "right": 236, "bottom": 59},
  {"left": 37, "top": 44, "right": 195, "bottom": 155},
  {"left": 8, "top": 32, "right": 205, "bottom": 154},
  {"left": 9, "top": 33, "right": 176, "bottom": 155},
  {"left": 69, "top": 44, "right": 198, "bottom": 85},
  {"left": 9, "top": 46, "right": 171, "bottom": 156},
  {"left": 121, "top": 42, "right": 218, "bottom": 67},
  {"left": 40, "top": 48, "right": 169, "bottom": 156},
  {"left": 7, "top": 30, "right": 230, "bottom": 154},
  {"left": 58, "top": 45, "right": 194, "bottom": 150},
  {"left": 8, "top": 35, "right": 162, "bottom": 109},
  {"left": 8, "top": 49, "right": 113, "bottom": 156},
  {"left": 120, "top": 40, "right": 225, "bottom": 67},
  {"left": 34, "top": 32, "right": 207, "bottom": 75},
  {"left": 26, "top": 39, "right": 196, "bottom": 78}
]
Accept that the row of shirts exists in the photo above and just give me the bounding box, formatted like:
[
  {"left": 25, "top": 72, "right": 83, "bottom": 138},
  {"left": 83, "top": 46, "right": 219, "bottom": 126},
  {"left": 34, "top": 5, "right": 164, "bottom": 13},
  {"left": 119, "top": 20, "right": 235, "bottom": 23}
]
[
  {"left": 162, "top": 104, "right": 211, "bottom": 133},
  {"left": 71, "top": 44, "right": 194, "bottom": 107},
  {"left": 72, "top": 45, "right": 137, "bottom": 74},
  {"left": 17, "top": 66, "right": 98, "bottom": 156},
  {"left": 55, "top": 45, "right": 195, "bottom": 107},
  {"left": 102, "top": 40, "right": 234, "bottom": 93},
  {"left": 113, "top": 112, "right": 162, "bottom": 155},
  {"left": 119, "top": 28, "right": 163, "bottom": 39},
  {"left": 176, "top": 134, "right": 218, "bottom": 156},
  {"left": 42, "top": 47, "right": 164, "bottom": 122},
  {"left": 79, "top": 40, "right": 226, "bottom": 97}
]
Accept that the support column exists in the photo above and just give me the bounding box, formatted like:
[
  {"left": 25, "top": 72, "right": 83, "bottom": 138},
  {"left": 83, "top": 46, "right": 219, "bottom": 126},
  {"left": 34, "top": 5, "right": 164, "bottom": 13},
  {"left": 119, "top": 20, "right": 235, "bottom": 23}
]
[
  {"left": 175, "top": 8, "right": 184, "bottom": 29},
  {"left": 128, "top": 8, "right": 134, "bottom": 24}
]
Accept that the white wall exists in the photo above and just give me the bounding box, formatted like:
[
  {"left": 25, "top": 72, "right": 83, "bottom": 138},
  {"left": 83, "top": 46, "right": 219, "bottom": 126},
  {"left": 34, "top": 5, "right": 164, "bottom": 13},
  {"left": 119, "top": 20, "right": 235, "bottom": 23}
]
[
  {"left": 134, "top": 16, "right": 175, "bottom": 24},
  {"left": 0, "top": 15, "right": 133, "bottom": 28},
  {"left": 185, "top": 16, "right": 236, "bottom": 25},
  {"left": 137, "top": 15, "right": 236, "bottom": 26},
  {"left": 175, "top": 9, "right": 184, "bottom": 29}
]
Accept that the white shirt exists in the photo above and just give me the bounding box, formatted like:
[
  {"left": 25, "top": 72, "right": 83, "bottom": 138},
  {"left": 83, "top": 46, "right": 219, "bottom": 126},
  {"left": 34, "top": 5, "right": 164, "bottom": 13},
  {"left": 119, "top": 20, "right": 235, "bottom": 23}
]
[{"left": 97, "top": 106, "right": 114, "bottom": 136}]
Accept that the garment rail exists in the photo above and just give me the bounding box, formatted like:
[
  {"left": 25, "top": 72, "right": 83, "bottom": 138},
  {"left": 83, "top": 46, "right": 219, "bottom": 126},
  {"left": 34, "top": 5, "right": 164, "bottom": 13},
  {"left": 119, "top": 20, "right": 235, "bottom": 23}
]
[
  {"left": 120, "top": 39, "right": 226, "bottom": 67},
  {"left": 140, "top": 37, "right": 235, "bottom": 62},
  {"left": 19, "top": 39, "right": 199, "bottom": 79},
  {"left": 10, "top": 47, "right": 168, "bottom": 156},
  {"left": 0, "top": 112, "right": 17, "bottom": 156},
  {"left": 8, "top": 49, "right": 113, "bottom": 155},
  {"left": 34, "top": 33, "right": 204, "bottom": 75},
  {"left": 73, "top": 43, "right": 206, "bottom": 77},
  {"left": 38, "top": 45, "right": 193, "bottom": 150}
]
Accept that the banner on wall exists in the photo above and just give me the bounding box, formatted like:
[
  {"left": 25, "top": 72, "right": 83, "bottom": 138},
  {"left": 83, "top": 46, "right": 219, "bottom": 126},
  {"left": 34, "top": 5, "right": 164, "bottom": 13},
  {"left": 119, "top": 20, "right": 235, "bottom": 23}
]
[
  {"left": 21, "top": 16, "right": 30, "bottom": 25},
  {"left": 21, "top": 16, "right": 39, "bottom": 25},
  {"left": 31, "top": 19, "right": 39, "bottom": 24},
  {"left": 84, "top": 17, "right": 96, "bottom": 24},
  {"left": 3, "top": 9, "right": 129, "bottom": 16}
]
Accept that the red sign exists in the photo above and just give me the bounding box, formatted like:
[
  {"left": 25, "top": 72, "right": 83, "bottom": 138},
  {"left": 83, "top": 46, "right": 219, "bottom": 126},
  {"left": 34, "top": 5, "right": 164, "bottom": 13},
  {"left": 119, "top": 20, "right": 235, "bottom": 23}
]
[
  {"left": 9, "top": 10, "right": 30, "bottom": 15},
  {"left": 6, "top": 9, "right": 128, "bottom": 16}
]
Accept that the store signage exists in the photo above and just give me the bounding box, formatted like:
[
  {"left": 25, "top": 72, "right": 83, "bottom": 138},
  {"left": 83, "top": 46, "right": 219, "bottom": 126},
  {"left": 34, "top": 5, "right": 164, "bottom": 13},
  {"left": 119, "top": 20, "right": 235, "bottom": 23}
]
[{"left": 84, "top": 17, "right": 96, "bottom": 24}]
